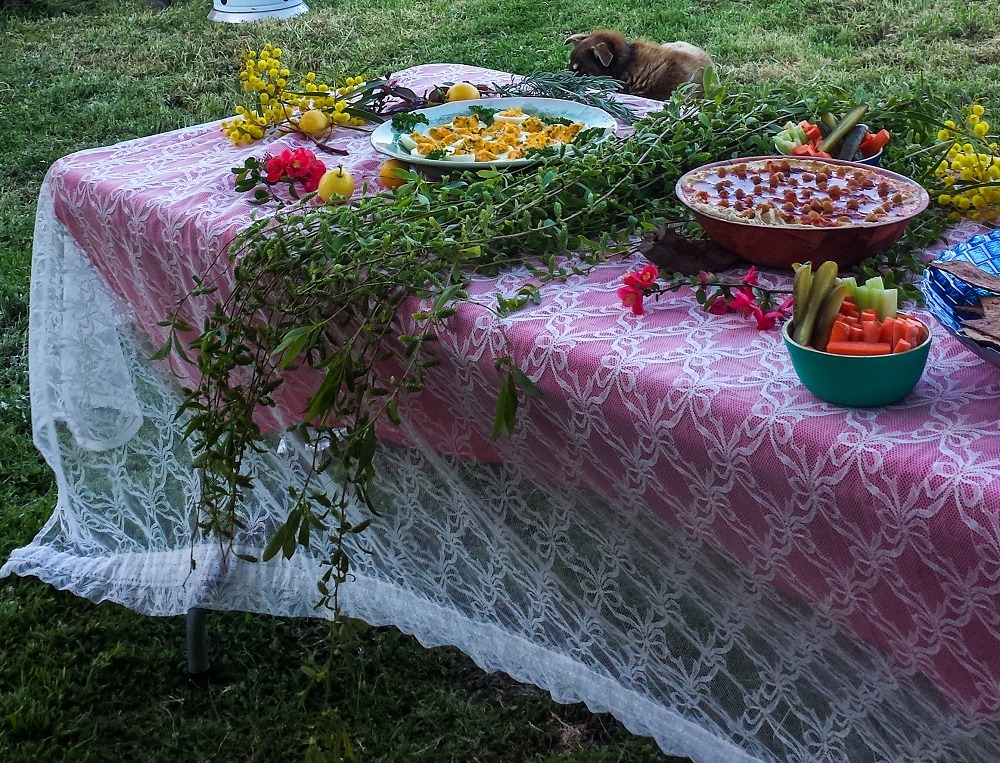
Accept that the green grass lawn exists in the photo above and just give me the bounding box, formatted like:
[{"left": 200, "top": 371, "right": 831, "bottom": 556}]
[{"left": 1, "top": 0, "right": 998, "bottom": 760}]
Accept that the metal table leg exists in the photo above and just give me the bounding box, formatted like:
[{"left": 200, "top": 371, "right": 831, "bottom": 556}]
[{"left": 186, "top": 607, "right": 211, "bottom": 674}]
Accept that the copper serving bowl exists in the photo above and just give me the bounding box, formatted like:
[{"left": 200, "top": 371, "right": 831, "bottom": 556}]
[{"left": 675, "top": 156, "right": 929, "bottom": 269}]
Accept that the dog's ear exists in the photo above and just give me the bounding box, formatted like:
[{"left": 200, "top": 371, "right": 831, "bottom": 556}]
[
  {"left": 564, "top": 33, "right": 590, "bottom": 45},
  {"left": 592, "top": 41, "right": 614, "bottom": 67}
]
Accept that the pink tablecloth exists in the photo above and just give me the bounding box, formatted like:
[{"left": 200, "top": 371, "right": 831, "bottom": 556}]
[{"left": 46, "top": 63, "right": 1000, "bottom": 718}]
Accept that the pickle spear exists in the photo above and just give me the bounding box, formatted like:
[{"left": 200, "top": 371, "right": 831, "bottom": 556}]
[
  {"left": 810, "top": 282, "right": 851, "bottom": 351},
  {"left": 792, "top": 262, "right": 813, "bottom": 331},
  {"left": 818, "top": 104, "right": 869, "bottom": 155},
  {"left": 793, "top": 260, "right": 839, "bottom": 346}
]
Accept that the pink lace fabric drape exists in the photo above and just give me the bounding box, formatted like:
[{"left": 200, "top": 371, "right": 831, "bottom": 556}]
[{"left": 4, "top": 64, "right": 1000, "bottom": 763}]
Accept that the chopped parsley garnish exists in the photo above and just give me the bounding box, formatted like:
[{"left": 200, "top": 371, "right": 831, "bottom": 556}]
[
  {"left": 426, "top": 148, "right": 448, "bottom": 160},
  {"left": 391, "top": 112, "right": 430, "bottom": 132}
]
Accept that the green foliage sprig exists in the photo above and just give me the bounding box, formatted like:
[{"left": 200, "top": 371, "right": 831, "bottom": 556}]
[
  {"left": 161, "top": 73, "right": 954, "bottom": 760},
  {"left": 492, "top": 70, "right": 638, "bottom": 123}
]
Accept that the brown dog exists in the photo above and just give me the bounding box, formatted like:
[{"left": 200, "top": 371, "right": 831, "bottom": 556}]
[{"left": 565, "top": 30, "right": 713, "bottom": 100}]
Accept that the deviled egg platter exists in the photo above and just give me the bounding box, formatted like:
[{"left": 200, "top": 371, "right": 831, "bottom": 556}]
[{"left": 370, "top": 97, "right": 618, "bottom": 170}]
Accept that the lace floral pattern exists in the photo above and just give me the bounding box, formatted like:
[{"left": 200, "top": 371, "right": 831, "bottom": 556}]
[{"left": 4, "top": 64, "right": 1000, "bottom": 763}]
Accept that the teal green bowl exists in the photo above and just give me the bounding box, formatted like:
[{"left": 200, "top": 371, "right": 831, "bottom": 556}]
[{"left": 782, "top": 317, "right": 931, "bottom": 407}]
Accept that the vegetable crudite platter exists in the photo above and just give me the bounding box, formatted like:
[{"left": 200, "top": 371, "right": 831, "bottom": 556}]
[
  {"left": 370, "top": 97, "right": 617, "bottom": 170},
  {"left": 783, "top": 260, "right": 931, "bottom": 407},
  {"left": 676, "top": 156, "right": 929, "bottom": 269}
]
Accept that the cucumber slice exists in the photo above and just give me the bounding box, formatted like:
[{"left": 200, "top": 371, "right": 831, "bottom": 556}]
[{"left": 865, "top": 275, "right": 884, "bottom": 291}]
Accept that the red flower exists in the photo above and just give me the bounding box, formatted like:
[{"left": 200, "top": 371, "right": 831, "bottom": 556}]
[
  {"left": 728, "top": 288, "right": 757, "bottom": 316},
  {"left": 617, "top": 285, "right": 645, "bottom": 316},
  {"left": 707, "top": 296, "right": 730, "bottom": 314},
  {"left": 285, "top": 148, "right": 317, "bottom": 179},
  {"left": 742, "top": 266, "right": 759, "bottom": 286},
  {"left": 265, "top": 155, "right": 286, "bottom": 183},
  {"left": 756, "top": 305, "right": 793, "bottom": 330},
  {"left": 303, "top": 159, "right": 326, "bottom": 192},
  {"left": 637, "top": 264, "right": 659, "bottom": 288},
  {"left": 623, "top": 272, "right": 642, "bottom": 289}
]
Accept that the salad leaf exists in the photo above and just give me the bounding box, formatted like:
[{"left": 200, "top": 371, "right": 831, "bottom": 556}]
[
  {"left": 391, "top": 112, "right": 429, "bottom": 132},
  {"left": 572, "top": 126, "right": 606, "bottom": 145},
  {"left": 426, "top": 148, "right": 447, "bottom": 160},
  {"left": 468, "top": 105, "right": 497, "bottom": 123},
  {"left": 536, "top": 113, "right": 575, "bottom": 127}
]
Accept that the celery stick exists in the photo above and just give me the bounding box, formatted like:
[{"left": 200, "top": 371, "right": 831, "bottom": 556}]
[
  {"left": 840, "top": 277, "right": 857, "bottom": 303},
  {"left": 855, "top": 285, "right": 869, "bottom": 311},
  {"left": 865, "top": 275, "right": 884, "bottom": 291},
  {"left": 881, "top": 288, "right": 897, "bottom": 320}
]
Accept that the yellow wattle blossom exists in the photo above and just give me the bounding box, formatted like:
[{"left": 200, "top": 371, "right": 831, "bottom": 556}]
[
  {"left": 933, "top": 100, "right": 1000, "bottom": 222},
  {"left": 221, "top": 42, "right": 371, "bottom": 146}
]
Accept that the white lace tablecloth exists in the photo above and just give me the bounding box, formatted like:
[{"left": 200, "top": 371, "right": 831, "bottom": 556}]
[{"left": 4, "top": 64, "right": 1000, "bottom": 763}]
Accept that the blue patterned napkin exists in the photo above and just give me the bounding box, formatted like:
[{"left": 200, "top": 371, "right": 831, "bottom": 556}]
[{"left": 922, "top": 228, "right": 1000, "bottom": 368}]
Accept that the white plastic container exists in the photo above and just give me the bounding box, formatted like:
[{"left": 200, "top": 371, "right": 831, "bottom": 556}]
[{"left": 208, "top": 0, "right": 308, "bottom": 23}]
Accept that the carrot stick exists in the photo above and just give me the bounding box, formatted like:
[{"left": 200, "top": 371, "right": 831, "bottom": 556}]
[
  {"left": 829, "top": 321, "right": 851, "bottom": 344},
  {"left": 892, "top": 319, "right": 906, "bottom": 348},
  {"left": 878, "top": 317, "right": 895, "bottom": 344},
  {"left": 826, "top": 341, "right": 892, "bottom": 356},
  {"left": 861, "top": 320, "right": 882, "bottom": 344}
]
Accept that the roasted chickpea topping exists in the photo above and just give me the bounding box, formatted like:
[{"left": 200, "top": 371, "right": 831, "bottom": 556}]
[{"left": 681, "top": 158, "right": 918, "bottom": 229}]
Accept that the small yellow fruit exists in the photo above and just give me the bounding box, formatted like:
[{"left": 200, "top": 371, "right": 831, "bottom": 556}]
[
  {"left": 318, "top": 168, "right": 354, "bottom": 202},
  {"left": 298, "top": 109, "right": 330, "bottom": 137},
  {"left": 379, "top": 159, "right": 409, "bottom": 189},
  {"left": 446, "top": 82, "right": 480, "bottom": 102}
]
